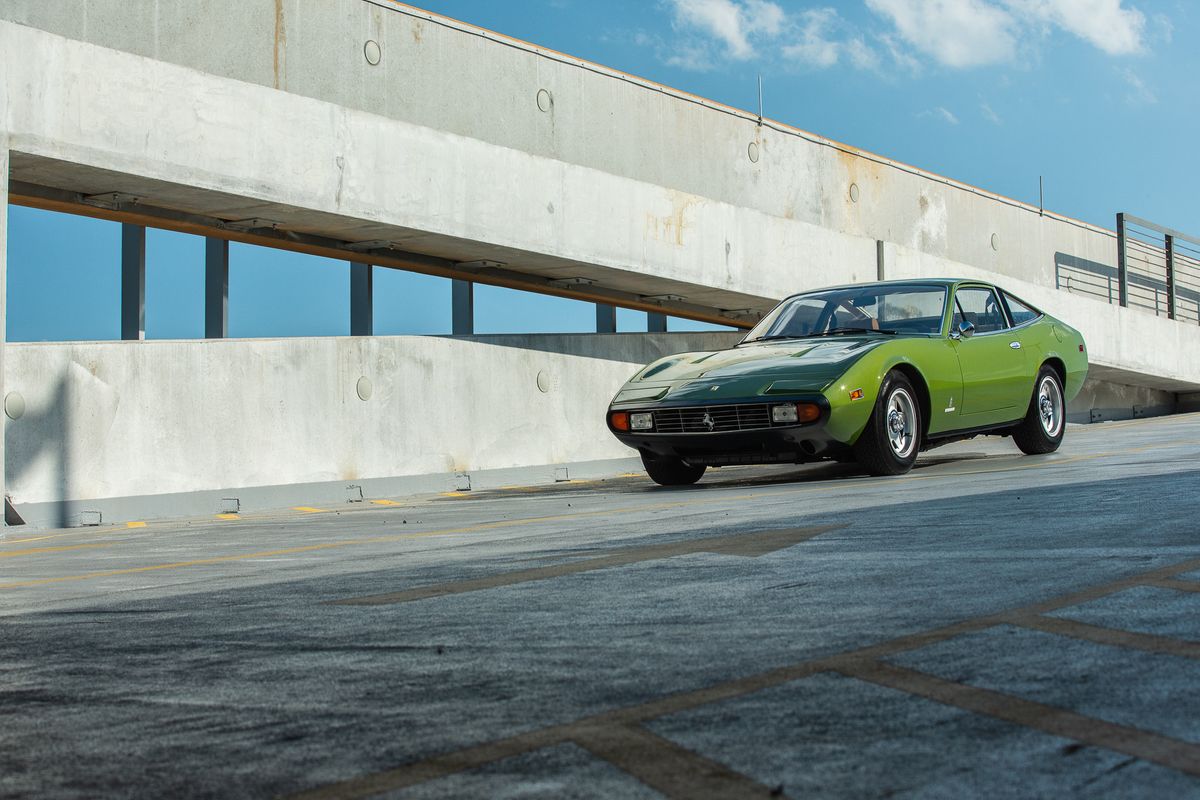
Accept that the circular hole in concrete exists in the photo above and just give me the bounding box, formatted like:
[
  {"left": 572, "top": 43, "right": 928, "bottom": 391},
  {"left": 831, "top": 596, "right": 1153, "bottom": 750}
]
[
  {"left": 4, "top": 391, "right": 25, "bottom": 421},
  {"left": 849, "top": 182, "right": 861, "bottom": 203},
  {"left": 364, "top": 40, "right": 382, "bottom": 66},
  {"left": 747, "top": 141, "right": 760, "bottom": 163},
  {"left": 536, "top": 371, "right": 552, "bottom": 394},
  {"left": 537, "top": 88, "right": 553, "bottom": 112},
  {"left": 356, "top": 376, "right": 374, "bottom": 402},
  {"left": 991, "top": 232, "right": 1000, "bottom": 251}
]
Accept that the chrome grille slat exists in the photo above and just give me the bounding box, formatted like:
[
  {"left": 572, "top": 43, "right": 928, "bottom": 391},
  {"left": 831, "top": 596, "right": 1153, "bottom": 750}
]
[{"left": 649, "top": 403, "right": 790, "bottom": 434}]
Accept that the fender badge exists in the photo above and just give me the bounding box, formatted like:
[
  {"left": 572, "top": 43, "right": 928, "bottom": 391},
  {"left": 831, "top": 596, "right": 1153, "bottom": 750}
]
[
  {"left": 710, "top": 385, "right": 720, "bottom": 391},
  {"left": 944, "top": 396, "right": 957, "bottom": 413},
  {"left": 849, "top": 388, "right": 865, "bottom": 401}
]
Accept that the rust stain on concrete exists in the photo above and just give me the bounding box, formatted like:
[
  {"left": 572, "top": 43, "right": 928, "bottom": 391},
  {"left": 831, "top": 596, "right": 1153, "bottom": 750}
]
[{"left": 273, "top": 0, "right": 287, "bottom": 90}]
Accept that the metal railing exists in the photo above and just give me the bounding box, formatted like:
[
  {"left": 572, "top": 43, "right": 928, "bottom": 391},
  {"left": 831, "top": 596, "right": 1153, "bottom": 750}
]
[{"left": 1116, "top": 214, "right": 1200, "bottom": 324}]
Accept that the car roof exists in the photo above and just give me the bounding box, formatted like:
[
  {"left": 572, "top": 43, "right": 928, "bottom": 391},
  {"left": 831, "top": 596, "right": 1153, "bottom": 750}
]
[{"left": 781, "top": 278, "right": 994, "bottom": 300}]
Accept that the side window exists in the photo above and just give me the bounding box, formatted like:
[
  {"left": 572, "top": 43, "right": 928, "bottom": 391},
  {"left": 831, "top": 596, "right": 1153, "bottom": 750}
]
[
  {"left": 954, "top": 287, "right": 1009, "bottom": 333},
  {"left": 1003, "top": 292, "right": 1042, "bottom": 325}
]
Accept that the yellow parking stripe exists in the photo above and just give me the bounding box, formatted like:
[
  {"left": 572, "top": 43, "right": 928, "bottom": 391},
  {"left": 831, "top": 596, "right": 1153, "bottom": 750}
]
[
  {"left": 126, "top": 521, "right": 147, "bottom": 529},
  {"left": 293, "top": 506, "right": 327, "bottom": 514},
  {"left": 216, "top": 513, "right": 240, "bottom": 520}
]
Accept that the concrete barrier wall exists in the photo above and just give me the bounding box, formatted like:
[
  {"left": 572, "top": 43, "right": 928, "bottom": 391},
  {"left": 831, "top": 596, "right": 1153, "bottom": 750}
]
[{"left": 3, "top": 332, "right": 739, "bottom": 526}]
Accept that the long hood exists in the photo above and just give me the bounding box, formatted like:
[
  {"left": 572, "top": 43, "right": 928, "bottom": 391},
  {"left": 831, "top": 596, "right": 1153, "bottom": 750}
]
[{"left": 615, "top": 337, "right": 885, "bottom": 403}]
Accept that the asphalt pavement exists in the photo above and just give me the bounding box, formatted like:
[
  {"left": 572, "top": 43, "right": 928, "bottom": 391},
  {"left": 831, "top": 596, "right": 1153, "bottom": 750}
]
[{"left": 2, "top": 414, "right": 1200, "bottom": 798}]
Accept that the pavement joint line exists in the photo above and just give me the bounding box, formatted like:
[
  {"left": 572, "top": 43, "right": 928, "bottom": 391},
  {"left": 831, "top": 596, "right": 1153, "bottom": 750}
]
[
  {"left": 835, "top": 659, "right": 1200, "bottom": 779},
  {"left": 1006, "top": 613, "right": 1200, "bottom": 660},
  {"left": 285, "top": 556, "right": 1200, "bottom": 799},
  {"left": 1144, "top": 577, "right": 1200, "bottom": 594},
  {"left": 569, "top": 722, "right": 780, "bottom": 798},
  {"left": 4, "top": 440, "right": 1197, "bottom": 579}
]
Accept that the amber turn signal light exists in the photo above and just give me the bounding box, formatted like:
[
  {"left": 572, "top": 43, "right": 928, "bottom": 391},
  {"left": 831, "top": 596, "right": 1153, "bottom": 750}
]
[
  {"left": 796, "top": 403, "right": 821, "bottom": 423},
  {"left": 610, "top": 411, "right": 631, "bottom": 431}
]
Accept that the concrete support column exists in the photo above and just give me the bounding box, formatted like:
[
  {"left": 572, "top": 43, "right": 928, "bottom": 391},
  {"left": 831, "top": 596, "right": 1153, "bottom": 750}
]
[
  {"left": 647, "top": 312, "right": 667, "bottom": 333},
  {"left": 204, "top": 237, "right": 229, "bottom": 338},
  {"left": 596, "top": 304, "right": 616, "bottom": 333},
  {"left": 452, "top": 279, "right": 474, "bottom": 336},
  {"left": 350, "top": 262, "right": 373, "bottom": 336},
  {"left": 120, "top": 224, "right": 146, "bottom": 340},
  {"left": 1, "top": 147, "right": 8, "bottom": 514}
]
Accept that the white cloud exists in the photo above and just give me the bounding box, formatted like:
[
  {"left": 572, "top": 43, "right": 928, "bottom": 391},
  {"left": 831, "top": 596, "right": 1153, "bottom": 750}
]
[
  {"left": 980, "top": 102, "right": 1002, "bottom": 124},
  {"left": 1006, "top": 0, "right": 1146, "bottom": 55},
  {"left": 867, "top": 0, "right": 1017, "bottom": 67},
  {"left": 781, "top": 8, "right": 842, "bottom": 67},
  {"left": 916, "top": 107, "right": 964, "bottom": 124},
  {"left": 866, "top": 0, "right": 1153, "bottom": 68},
  {"left": 667, "top": 0, "right": 785, "bottom": 60},
  {"left": 1119, "top": 68, "right": 1156, "bottom": 104}
]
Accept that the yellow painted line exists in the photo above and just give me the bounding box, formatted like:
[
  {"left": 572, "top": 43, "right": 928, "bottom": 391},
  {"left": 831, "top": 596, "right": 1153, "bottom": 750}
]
[
  {"left": 294, "top": 506, "right": 327, "bottom": 514},
  {"left": 0, "top": 542, "right": 119, "bottom": 559},
  {"left": 370, "top": 500, "right": 402, "bottom": 506},
  {"left": 440, "top": 492, "right": 470, "bottom": 498},
  {"left": 217, "top": 513, "right": 241, "bottom": 520},
  {"left": 126, "top": 521, "right": 147, "bottom": 529}
]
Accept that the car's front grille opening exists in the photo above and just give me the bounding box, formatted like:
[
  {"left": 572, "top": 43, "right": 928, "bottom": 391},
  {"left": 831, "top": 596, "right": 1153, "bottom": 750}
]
[{"left": 652, "top": 404, "right": 787, "bottom": 434}]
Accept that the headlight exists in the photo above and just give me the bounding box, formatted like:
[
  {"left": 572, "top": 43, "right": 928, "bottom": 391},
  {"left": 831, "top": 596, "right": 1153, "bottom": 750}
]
[
  {"left": 773, "top": 403, "right": 821, "bottom": 423},
  {"left": 630, "top": 412, "right": 654, "bottom": 430},
  {"left": 772, "top": 404, "right": 799, "bottom": 423}
]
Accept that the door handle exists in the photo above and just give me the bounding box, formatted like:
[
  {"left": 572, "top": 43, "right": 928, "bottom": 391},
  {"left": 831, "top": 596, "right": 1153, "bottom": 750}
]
[{"left": 1009, "top": 341, "right": 1022, "bottom": 349}]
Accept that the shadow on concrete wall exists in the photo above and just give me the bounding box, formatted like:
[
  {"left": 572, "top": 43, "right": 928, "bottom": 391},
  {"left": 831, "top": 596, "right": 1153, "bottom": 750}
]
[
  {"left": 6, "top": 373, "right": 72, "bottom": 528},
  {"left": 1055, "top": 251, "right": 1200, "bottom": 318}
]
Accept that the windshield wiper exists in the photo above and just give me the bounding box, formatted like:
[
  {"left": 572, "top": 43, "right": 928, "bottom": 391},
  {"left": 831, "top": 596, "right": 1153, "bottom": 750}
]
[{"left": 812, "top": 326, "right": 899, "bottom": 336}]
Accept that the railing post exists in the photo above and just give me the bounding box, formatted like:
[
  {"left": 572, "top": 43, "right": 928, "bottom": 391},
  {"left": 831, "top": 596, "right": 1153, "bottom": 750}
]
[
  {"left": 204, "top": 237, "right": 229, "bottom": 338},
  {"left": 1165, "top": 234, "right": 1176, "bottom": 320},
  {"left": 1115, "top": 213, "right": 1128, "bottom": 307},
  {"left": 452, "top": 279, "right": 474, "bottom": 336}
]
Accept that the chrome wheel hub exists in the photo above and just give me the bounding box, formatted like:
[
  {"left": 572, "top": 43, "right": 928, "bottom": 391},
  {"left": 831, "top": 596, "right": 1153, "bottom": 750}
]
[
  {"left": 1037, "top": 375, "right": 1064, "bottom": 438},
  {"left": 885, "top": 387, "right": 917, "bottom": 459}
]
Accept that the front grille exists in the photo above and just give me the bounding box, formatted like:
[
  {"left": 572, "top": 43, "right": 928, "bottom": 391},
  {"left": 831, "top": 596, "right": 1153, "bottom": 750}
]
[{"left": 651, "top": 403, "right": 783, "bottom": 434}]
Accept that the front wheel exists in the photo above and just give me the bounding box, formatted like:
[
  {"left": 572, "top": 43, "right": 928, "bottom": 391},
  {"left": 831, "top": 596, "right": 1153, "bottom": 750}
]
[
  {"left": 853, "top": 371, "right": 922, "bottom": 476},
  {"left": 1013, "top": 366, "right": 1066, "bottom": 455},
  {"left": 641, "top": 453, "right": 705, "bottom": 486}
]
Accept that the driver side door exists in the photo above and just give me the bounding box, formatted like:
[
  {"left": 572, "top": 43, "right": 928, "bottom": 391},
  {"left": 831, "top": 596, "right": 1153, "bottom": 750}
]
[{"left": 950, "top": 286, "right": 1031, "bottom": 424}]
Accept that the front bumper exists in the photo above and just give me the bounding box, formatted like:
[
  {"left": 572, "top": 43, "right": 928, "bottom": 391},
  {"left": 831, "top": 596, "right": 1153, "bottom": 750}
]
[{"left": 607, "top": 395, "right": 849, "bottom": 466}]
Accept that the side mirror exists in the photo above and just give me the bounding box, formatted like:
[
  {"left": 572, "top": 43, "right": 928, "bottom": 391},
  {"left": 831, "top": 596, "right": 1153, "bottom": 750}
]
[{"left": 949, "top": 320, "right": 975, "bottom": 340}]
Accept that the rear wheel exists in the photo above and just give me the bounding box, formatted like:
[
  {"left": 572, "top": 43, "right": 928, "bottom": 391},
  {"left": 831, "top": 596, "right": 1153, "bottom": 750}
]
[
  {"left": 641, "top": 453, "right": 706, "bottom": 486},
  {"left": 854, "top": 371, "right": 922, "bottom": 476},
  {"left": 1013, "top": 366, "right": 1065, "bottom": 455}
]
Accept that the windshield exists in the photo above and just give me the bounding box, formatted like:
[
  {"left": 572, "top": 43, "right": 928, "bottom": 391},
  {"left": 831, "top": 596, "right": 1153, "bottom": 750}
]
[{"left": 742, "top": 285, "right": 948, "bottom": 343}]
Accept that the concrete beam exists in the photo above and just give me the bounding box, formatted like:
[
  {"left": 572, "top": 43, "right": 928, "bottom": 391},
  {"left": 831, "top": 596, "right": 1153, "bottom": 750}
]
[
  {"left": 452, "top": 280, "right": 473, "bottom": 336},
  {"left": 350, "top": 262, "right": 373, "bottom": 336},
  {"left": 204, "top": 237, "right": 228, "bottom": 338},
  {"left": 596, "top": 304, "right": 616, "bottom": 334},
  {"left": 120, "top": 223, "right": 145, "bottom": 340},
  {"left": 647, "top": 312, "right": 667, "bottom": 333}
]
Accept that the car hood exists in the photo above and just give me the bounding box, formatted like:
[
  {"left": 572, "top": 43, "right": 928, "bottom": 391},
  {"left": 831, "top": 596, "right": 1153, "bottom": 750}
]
[{"left": 615, "top": 336, "right": 885, "bottom": 403}]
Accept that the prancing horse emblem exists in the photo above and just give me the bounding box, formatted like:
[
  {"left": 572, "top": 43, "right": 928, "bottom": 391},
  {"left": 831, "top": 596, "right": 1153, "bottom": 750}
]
[{"left": 702, "top": 411, "right": 716, "bottom": 431}]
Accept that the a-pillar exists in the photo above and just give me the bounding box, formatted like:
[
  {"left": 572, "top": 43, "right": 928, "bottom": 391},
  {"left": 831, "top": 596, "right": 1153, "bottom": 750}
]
[
  {"left": 647, "top": 312, "right": 667, "bottom": 333},
  {"left": 596, "top": 304, "right": 616, "bottom": 333},
  {"left": 350, "top": 262, "right": 373, "bottom": 336},
  {"left": 205, "top": 237, "right": 229, "bottom": 338},
  {"left": 452, "top": 279, "right": 474, "bottom": 336},
  {"left": 120, "top": 224, "right": 146, "bottom": 340}
]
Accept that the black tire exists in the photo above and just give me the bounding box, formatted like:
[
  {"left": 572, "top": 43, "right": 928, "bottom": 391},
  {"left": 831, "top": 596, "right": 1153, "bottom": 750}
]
[
  {"left": 1013, "top": 366, "right": 1066, "bottom": 455},
  {"left": 641, "top": 453, "right": 706, "bottom": 486},
  {"left": 853, "top": 371, "right": 923, "bottom": 476}
]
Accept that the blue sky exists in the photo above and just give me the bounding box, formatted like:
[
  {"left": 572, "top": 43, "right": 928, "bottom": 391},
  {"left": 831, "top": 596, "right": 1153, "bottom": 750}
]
[{"left": 7, "top": 0, "right": 1195, "bottom": 341}]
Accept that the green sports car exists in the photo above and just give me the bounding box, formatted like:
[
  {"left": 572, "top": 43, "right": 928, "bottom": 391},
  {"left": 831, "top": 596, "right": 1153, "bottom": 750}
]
[{"left": 607, "top": 279, "right": 1088, "bottom": 484}]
